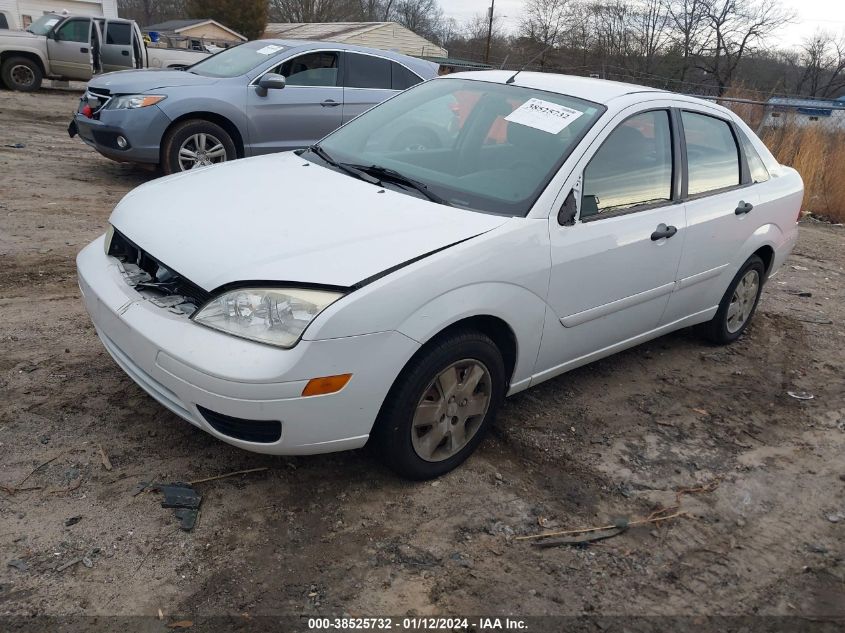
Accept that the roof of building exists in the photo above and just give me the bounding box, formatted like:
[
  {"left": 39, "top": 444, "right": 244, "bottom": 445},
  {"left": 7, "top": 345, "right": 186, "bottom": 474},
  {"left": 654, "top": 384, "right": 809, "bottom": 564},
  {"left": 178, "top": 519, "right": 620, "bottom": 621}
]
[
  {"left": 144, "top": 18, "right": 246, "bottom": 41},
  {"left": 423, "top": 57, "right": 491, "bottom": 71},
  {"left": 262, "top": 22, "right": 446, "bottom": 57},
  {"left": 263, "top": 22, "right": 390, "bottom": 40}
]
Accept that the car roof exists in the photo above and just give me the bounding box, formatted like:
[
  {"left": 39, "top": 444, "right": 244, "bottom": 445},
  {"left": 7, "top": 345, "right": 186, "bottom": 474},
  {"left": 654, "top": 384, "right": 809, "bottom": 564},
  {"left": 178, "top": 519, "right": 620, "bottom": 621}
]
[
  {"left": 252, "top": 38, "right": 438, "bottom": 76},
  {"left": 447, "top": 70, "right": 668, "bottom": 105}
]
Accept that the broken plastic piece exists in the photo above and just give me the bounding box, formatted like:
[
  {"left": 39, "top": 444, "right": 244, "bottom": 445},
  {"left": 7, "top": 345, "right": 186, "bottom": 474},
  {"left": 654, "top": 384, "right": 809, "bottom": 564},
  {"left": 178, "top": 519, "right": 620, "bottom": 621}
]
[{"left": 153, "top": 483, "right": 202, "bottom": 531}]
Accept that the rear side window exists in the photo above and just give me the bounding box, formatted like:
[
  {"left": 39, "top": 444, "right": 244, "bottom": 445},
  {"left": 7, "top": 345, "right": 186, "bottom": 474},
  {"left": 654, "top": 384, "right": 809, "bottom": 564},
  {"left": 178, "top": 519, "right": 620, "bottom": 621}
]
[
  {"left": 345, "top": 53, "right": 391, "bottom": 89},
  {"left": 682, "top": 111, "right": 740, "bottom": 195},
  {"left": 391, "top": 62, "right": 421, "bottom": 90},
  {"left": 0, "top": 13, "right": 9, "bottom": 29},
  {"left": 582, "top": 110, "right": 674, "bottom": 218},
  {"left": 738, "top": 129, "right": 770, "bottom": 183},
  {"left": 56, "top": 19, "right": 90, "bottom": 43},
  {"left": 106, "top": 22, "right": 131, "bottom": 45}
]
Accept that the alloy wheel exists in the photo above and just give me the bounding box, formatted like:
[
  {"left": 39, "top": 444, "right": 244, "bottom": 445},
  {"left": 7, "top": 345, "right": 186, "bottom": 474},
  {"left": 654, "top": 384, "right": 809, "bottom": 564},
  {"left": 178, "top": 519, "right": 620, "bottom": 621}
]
[
  {"left": 411, "top": 359, "right": 492, "bottom": 462},
  {"left": 178, "top": 133, "right": 227, "bottom": 171}
]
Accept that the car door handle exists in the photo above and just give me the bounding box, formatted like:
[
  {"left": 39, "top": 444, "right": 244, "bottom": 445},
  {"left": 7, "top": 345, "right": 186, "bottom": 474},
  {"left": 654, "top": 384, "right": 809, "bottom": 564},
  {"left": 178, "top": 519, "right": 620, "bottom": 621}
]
[
  {"left": 735, "top": 201, "right": 754, "bottom": 215},
  {"left": 121, "top": 50, "right": 129, "bottom": 56},
  {"left": 651, "top": 224, "right": 678, "bottom": 241},
  {"left": 80, "top": 47, "right": 89, "bottom": 53},
  {"left": 321, "top": 99, "right": 341, "bottom": 107}
]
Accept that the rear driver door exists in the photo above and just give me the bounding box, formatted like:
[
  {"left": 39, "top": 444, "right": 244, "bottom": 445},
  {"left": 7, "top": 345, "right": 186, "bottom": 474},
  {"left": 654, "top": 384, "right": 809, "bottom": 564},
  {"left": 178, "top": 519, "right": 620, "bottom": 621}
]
[{"left": 101, "top": 20, "right": 135, "bottom": 73}]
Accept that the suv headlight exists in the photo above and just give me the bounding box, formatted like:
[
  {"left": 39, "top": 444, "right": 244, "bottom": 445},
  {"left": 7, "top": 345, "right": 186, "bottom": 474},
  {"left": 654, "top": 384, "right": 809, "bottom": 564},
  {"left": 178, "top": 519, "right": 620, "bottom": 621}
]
[
  {"left": 192, "top": 288, "right": 343, "bottom": 348},
  {"left": 108, "top": 94, "right": 167, "bottom": 109}
]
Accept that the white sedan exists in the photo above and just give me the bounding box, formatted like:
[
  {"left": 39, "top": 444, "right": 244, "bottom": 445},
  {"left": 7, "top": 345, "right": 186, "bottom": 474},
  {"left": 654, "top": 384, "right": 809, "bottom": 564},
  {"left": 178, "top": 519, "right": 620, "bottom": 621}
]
[{"left": 77, "top": 71, "right": 803, "bottom": 479}]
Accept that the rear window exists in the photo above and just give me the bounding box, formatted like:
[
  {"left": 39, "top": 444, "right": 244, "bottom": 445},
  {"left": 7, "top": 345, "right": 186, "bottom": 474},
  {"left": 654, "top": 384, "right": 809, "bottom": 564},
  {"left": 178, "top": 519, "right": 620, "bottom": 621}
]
[{"left": 391, "top": 62, "right": 421, "bottom": 90}]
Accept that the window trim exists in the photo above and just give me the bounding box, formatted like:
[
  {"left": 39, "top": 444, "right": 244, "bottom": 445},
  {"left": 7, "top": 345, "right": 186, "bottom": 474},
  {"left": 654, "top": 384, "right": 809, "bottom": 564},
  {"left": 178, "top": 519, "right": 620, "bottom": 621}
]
[
  {"left": 341, "top": 50, "right": 423, "bottom": 91},
  {"left": 579, "top": 107, "right": 681, "bottom": 224},
  {"left": 249, "top": 48, "right": 422, "bottom": 90},
  {"left": 678, "top": 108, "right": 752, "bottom": 201}
]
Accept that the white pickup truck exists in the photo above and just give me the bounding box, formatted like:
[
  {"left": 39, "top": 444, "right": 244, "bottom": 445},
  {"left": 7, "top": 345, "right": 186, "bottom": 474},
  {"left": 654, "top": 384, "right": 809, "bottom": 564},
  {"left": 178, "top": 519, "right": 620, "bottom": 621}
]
[{"left": 0, "top": 13, "right": 209, "bottom": 91}]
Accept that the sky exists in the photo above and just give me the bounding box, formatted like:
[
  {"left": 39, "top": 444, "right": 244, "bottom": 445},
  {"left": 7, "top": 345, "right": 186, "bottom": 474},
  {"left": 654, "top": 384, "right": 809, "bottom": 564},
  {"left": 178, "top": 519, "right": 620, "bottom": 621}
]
[{"left": 437, "top": 0, "right": 845, "bottom": 50}]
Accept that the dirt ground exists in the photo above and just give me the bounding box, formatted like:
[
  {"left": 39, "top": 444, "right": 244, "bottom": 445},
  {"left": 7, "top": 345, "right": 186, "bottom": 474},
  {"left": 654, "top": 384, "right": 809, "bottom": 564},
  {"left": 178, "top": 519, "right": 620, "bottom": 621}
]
[{"left": 1, "top": 88, "right": 843, "bottom": 627}]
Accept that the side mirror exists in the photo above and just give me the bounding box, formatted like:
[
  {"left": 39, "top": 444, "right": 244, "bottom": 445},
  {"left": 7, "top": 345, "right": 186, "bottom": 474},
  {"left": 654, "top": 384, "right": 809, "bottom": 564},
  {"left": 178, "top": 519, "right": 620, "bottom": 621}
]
[
  {"left": 558, "top": 189, "right": 578, "bottom": 226},
  {"left": 256, "top": 73, "right": 285, "bottom": 97}
]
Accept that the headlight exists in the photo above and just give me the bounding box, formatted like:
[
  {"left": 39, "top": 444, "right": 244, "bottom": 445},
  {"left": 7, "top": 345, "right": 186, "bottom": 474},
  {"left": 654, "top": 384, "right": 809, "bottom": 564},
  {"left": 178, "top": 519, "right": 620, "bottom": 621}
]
[
  {"left": 192, "top": 288, "right": 343, "bottom": 348},
  {"left": 108, "top": 94, "right": 167, "bottom": 109}
]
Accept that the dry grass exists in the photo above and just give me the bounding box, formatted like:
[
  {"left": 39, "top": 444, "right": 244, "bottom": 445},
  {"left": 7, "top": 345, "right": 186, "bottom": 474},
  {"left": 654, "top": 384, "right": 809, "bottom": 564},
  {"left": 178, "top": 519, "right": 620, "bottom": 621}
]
[{"left": 761, "top": 122, "right": 845, "bottom": 223}]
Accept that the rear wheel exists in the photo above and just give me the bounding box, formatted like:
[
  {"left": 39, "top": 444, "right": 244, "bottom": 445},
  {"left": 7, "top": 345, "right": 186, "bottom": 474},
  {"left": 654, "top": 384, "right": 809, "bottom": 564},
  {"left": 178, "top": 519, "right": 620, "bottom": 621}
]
[
  {"left": 704, "top": 255, "right": 765, "bottom": 344},
  {"left": 1, "top": 57, "right": 43, "bottom": 92},
  {"left": 372, "top": 329, "right": 506, "bottom": 480},
  {"left": 161, "top": 119, "right": 235, "bottom": 174}
]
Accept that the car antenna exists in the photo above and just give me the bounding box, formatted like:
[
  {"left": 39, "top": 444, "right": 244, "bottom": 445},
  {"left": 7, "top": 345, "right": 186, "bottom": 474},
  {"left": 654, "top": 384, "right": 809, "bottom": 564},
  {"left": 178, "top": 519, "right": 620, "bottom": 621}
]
[{"left": 505, "top": 46, "right": 552, "bottom": 84}]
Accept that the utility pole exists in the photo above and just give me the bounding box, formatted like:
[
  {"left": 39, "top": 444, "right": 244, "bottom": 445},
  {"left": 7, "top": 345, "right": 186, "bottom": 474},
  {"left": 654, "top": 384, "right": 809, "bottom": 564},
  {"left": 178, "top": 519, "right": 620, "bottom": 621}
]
[{"left": 484, "top": 0, "right": 495, "bottom": 64}]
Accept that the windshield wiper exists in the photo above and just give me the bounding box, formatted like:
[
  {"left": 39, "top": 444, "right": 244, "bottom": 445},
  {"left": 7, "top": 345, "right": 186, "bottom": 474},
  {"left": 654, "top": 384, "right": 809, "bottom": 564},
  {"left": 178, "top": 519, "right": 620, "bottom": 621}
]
[
  {"left": 350, "top": 164, "right": 452, "bottom": 206},
  {"left": 303, "top": 145, "right": 380, "bottom": 185}
]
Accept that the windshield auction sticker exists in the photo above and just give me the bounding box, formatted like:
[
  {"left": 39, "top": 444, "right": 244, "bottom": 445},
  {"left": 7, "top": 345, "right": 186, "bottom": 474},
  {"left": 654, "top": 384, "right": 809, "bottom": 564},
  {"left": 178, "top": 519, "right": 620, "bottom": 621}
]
[
  {"left": 256, "top": 44, "right": 285, "bottom": 55},
  {"left": 505, "top": 98, "right": 584, "bottom": 134}
]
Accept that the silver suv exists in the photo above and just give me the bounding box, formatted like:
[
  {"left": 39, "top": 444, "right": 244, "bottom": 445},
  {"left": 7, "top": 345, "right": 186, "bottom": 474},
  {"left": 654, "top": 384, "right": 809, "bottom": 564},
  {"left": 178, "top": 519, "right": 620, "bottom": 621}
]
[{"left": 69, "top": 39, "right": 439, "bottom": 174}]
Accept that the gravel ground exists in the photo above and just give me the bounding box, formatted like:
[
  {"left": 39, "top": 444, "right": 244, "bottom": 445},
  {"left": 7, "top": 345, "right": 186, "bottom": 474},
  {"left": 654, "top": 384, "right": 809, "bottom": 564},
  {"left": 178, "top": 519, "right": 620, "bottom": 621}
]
[{"left": 0, "top": 88, "right": 843, "bottom": 627}]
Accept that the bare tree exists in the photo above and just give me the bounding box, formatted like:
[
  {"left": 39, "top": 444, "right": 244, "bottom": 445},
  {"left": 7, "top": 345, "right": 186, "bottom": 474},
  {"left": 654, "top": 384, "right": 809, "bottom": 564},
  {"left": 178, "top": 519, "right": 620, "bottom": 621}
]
[
  {"left": 663, "top": 0, "right": 709, "bottom": 81},
  {"left": 698, "top": 0, "right": 794, "bottom": 95},
  {"left": 268, "top": 0, "right": 359, "bottom": 22},
  {"left": 519, "top": 0, "right": 571, "bottom": 62},
  {"left": 797, "top": 31, "right": 845, "bottom": 98},
  {"left": 118, "top": 0, "right": 186, "bottom": 25},
  {"left": 630, "top": 0, "right": 670, "bottom": 74}
]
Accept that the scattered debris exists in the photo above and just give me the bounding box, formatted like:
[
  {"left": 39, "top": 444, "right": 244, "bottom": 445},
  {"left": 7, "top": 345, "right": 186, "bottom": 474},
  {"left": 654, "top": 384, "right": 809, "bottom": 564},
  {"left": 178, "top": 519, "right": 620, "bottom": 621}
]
[
  {"left": 56, "top": 557, "right": 83, "bottom": 572},
  {"left": 131, "top": 481, "right": 150, "bottom": 497},
  {"left": 64, "top": 516, "right": 82, "bottom": 527},
  {"left": 2, "top": 450, "right": 67, "bottom": 494},
  {"left": 158, "top": 609, "right": 165, "bottom": 621},
  {"left": 787, "top": 290, "right": 813, "bottom": 298},
  {"left": 56, "top": 548, "right": 100, "bottom": 572},
  {"left": 187, "top": 467, "right": 268, "bottom": 485},
  {"left": 98, "top": 444, "right": 113, "bottom": 471},
  {"left": 692, "top": 408, "right": 709, "bottom": 416},
  {"left": 827, "top": 512, "right": 844, "bottom": 523},
  {"left": 517, "top": 478, "right": 721, "bottom": 546},
  {"left": 154, "top": 483, "right": 202, "bottom": 531},
  {"left": 167, "top": 620, "right": 193, "bottom": 629},
  {"left": 4, "top": 143, "right": 25, "bottom": 149},
  {"left": 533, "top": 521, "right": 629, "bottom": 548},
  {"left": 787, "top": 391, "right": 815, "bottom": 401},
  {"left": 7, "top": 559, "right": 29, "bottom": 572}
]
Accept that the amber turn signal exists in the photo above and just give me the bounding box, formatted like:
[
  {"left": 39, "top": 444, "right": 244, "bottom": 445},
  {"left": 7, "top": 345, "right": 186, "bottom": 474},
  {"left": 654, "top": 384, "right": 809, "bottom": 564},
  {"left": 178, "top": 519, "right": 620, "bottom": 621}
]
[{"left": 302, "top": 373, "right": 352, "bottom": 397}]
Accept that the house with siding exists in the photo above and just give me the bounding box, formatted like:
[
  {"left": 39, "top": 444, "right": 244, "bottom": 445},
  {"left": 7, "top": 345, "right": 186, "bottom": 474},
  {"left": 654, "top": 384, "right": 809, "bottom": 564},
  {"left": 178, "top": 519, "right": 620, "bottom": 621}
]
[
  {"left": 144, "top": 18, "right": 246, "bottom": 50},
  {"left": 0, "top": 0, "right": 116, "bottom": 30},
  {"left": 262, "top": 22, "right": 447, "bottom": 58}
]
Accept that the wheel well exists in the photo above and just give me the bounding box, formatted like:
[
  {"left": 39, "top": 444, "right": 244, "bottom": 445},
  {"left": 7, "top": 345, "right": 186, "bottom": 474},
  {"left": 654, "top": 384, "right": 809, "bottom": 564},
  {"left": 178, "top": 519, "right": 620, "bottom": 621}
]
[
  {"left": 753, "top": 245, "right": 774, "bottom": 274},
  {"left": 0, "top": 51, "right": 45, "bottom": 75},
  {"left": 165, "top": 112, "right": 245, "bottom": 159},
  {"left": 423, "top": 316, "right": 518, "bottom": 385}
]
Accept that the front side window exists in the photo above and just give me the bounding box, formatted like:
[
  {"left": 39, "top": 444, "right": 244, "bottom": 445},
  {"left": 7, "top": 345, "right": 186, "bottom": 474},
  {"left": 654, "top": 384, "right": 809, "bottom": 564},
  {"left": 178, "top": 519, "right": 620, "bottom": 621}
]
[
  {"left": 683, "top": 111, "right": 740, "bottom": 195},
  {"left": 56, "top": 19, "right": 90, "bottom": 43},
  {"left": 318, "top": 78, "right": 603, "bottom": 215},
  {"left": 345, "top": 53, "right": 391, "bottom": 89},
  {"left": 581, "top": 110, "right": 673, "bottom": 219},
  {"left": 278, "top": 52, "right": 339, "bottom": 87}
]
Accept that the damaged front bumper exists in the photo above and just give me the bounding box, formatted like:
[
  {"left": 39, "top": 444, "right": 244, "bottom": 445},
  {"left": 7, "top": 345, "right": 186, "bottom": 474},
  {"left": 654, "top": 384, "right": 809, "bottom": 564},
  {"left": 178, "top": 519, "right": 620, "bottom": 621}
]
[
  {"left": 71, "top": 102, "right": 170, "bottom": 165},
  {"left": 76, "top": 236, "right": 419, "bottom": 456}
]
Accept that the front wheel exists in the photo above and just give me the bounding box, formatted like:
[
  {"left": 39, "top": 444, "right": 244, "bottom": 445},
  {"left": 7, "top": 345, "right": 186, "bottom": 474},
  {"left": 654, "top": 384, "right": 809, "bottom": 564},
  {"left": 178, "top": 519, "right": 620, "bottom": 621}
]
[
  {"left": 372, "top": 330, "right": 506, "bottom": 480},
  {"left": 161, "top": 119, "right": 236, "bottom": 174},
  {"left": 704, "top": 254, "right": 765, "bottom": 344},
  {"left": 1, "top": 57, "right": 43, "bottom": 92}
]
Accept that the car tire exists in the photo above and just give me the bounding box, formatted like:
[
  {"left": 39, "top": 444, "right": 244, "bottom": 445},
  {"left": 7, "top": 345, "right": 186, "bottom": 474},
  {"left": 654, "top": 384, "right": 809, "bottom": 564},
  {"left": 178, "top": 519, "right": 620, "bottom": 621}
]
[
  {"left": 161, "top": 119, "right": 236, "bottom": 175},
  {"left": 704, "top": 254, "right": 766, "bottom": 344},
  {"left": 1, "top": 57, "right": 43, "bottom": 92},
  {"left": 372, "top": 329, "right": 506, "bottom": 480}
]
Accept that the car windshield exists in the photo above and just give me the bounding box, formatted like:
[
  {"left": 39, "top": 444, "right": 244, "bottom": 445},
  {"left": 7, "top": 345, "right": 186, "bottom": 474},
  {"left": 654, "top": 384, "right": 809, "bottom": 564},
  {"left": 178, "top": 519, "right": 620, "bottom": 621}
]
[
  {"left": 318, "top": 77, "right": 604, "bottom": 215},
  {"left": 27, "top": 14, "right": 62, "bottom": 35},
  {"left": 188, "top": 41, "right": 288, "bottom": 78}
]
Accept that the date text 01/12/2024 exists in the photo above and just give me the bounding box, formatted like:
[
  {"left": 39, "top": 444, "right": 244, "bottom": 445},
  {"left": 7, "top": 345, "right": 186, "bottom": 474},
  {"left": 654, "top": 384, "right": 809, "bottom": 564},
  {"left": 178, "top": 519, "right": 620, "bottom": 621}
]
[{"left": 307, "top": 617, "right": 529, "bottom": 630}]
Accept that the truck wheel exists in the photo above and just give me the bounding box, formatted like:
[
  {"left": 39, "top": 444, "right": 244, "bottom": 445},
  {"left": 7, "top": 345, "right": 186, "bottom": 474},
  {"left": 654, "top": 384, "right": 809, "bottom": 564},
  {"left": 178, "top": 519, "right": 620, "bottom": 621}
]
[
  {"left": 161, "top": 119, "right": 236, "bottom": 174},
  {"left": 371, "top": 329, "right": 506, "bottom": 480},
  {"left": 1, "top": 57, "right": 43, "bottom": 92}
]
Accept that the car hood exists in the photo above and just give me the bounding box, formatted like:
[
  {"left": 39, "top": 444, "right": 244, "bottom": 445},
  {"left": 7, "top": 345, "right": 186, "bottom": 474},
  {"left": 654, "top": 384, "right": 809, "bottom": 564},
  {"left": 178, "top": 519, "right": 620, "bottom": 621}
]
[
  {"left": 88, "top": 69, "right": 218, "bottom": 93},
  {"left": 110, "top": 152, "right": 510, "bottom": 290},
  {"left": 0, "top": 30, "right": 41, "bottom": 40}
]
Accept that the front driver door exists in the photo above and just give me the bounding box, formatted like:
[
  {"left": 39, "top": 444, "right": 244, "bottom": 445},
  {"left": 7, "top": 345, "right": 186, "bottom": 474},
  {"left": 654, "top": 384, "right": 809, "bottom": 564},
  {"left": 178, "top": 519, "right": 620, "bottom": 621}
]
[
  {"left": 538, "top": 108, "right": 686, "bottom": 373},
  {"left": 46, "top": 17, "right": 94, "bottom": 80},
  {"left": 245, "top": 50, "right": 343, "bottom": 155}
]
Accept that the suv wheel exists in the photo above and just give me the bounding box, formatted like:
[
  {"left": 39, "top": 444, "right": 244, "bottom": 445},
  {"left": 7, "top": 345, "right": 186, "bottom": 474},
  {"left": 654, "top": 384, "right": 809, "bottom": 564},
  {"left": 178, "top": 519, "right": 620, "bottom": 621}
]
[{"left": 161, "top": 119, "right": 236, "bottom": 174}]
